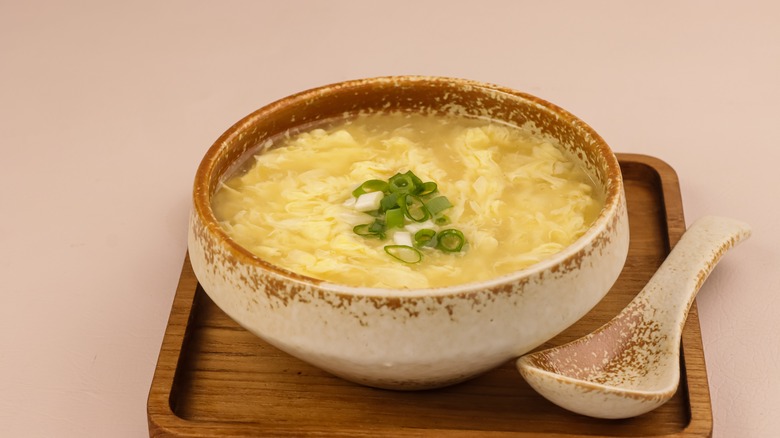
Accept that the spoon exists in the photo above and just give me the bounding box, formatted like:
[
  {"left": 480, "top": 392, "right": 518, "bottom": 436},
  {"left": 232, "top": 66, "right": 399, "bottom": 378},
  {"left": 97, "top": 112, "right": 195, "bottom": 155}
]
[{"left": 516, "top": 215, "right": 751, "bottom": 419}]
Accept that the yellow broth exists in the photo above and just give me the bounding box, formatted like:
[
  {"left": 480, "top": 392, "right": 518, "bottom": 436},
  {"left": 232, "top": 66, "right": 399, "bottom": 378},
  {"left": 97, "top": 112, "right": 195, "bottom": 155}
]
[{"left": 212, "top": 112, "right": 604, "bottom": 288}]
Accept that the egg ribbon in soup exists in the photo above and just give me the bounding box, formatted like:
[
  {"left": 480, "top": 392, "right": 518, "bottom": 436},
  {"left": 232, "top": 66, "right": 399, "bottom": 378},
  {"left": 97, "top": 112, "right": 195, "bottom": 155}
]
[{"left": 211, "top": 112, "right": 604, "bottom": 289}]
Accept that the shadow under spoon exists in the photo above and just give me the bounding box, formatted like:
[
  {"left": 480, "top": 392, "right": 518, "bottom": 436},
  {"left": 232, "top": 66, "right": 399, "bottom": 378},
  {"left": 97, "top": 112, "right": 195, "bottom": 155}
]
[{"left": 516, "top": 215, "right": 751, "bottom": 419}]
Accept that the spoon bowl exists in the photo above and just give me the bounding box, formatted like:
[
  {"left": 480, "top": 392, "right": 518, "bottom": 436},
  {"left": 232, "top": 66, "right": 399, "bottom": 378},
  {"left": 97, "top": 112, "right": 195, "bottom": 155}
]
[{"left": 517, "top": 216, "right": 751, "bottom": 419}]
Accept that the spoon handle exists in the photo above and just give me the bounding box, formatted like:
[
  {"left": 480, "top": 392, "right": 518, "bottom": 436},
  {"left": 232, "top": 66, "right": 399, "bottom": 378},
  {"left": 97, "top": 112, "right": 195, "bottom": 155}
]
[{"left": 638, "top": 215, "right": 751, "bottom": 330}]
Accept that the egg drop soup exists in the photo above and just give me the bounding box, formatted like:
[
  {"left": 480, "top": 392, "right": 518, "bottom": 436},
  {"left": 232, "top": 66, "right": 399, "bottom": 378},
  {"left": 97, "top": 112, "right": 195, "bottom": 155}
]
[{"left": 211, "top": 112, "right": 605, "bottom": 289}]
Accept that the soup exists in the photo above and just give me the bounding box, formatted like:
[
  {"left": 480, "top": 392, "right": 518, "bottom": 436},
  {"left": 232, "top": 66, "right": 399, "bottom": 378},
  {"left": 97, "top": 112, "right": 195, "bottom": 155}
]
[{"left": 211, "top": 112, "right": 604, "bottom": 288}]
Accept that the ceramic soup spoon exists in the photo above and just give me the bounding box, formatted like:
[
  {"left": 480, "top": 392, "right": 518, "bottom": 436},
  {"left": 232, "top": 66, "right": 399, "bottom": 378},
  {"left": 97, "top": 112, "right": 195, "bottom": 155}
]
[{"left": 516, "top": 216, "right": 751, "bottom": 419}]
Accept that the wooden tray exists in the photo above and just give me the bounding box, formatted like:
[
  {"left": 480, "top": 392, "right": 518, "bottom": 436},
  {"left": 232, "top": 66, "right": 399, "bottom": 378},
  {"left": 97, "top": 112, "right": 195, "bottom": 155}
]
[{"left": 148, "top": 154, "right": 712, "bottom": 437}]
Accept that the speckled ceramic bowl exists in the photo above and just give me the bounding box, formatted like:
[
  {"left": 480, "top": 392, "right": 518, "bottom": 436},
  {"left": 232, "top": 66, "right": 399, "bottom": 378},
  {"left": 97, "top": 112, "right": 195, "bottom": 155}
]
[{"left": 188, "top": 76, "right": 629, "bottom": 390}]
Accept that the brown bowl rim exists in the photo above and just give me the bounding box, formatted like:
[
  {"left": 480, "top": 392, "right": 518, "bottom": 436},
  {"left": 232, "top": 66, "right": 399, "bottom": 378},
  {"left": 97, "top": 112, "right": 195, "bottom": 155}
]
[{"left": 192, "top": 75, "right": 624, "bottom": 296}]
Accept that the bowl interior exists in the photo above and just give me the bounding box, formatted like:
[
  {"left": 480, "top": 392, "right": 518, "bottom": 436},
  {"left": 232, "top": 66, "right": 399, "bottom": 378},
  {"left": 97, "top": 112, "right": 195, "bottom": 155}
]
[{"left": 194, "top": 76, "right": 622, "bottom": 292}]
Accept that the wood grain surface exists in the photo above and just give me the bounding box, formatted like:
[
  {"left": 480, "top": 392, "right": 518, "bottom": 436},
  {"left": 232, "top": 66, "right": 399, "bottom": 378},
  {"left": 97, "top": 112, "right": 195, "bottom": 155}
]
[{"left": 147, "top": 154, "right": 712, "bottom": 437}]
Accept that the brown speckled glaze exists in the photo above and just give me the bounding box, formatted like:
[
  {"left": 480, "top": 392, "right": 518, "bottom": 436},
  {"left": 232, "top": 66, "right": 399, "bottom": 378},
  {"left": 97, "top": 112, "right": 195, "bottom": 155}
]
[
  {"left": 517, "top": 216, "right": 751, "bottom": 418},
  {"left": 188, "top": 76, "right": 630, "bottom": 389}
]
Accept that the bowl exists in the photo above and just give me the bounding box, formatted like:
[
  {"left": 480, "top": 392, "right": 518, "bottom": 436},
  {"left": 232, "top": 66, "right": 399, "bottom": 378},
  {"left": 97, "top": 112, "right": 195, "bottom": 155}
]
[{"left": 188, "top": 76, "right": 629, "bottom": 390}]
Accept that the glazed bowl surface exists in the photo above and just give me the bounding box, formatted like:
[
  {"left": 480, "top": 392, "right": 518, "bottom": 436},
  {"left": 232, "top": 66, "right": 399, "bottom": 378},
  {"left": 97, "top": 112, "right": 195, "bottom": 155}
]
[{"left": 188, "top": 76, "right": 629, "bottom": 389}]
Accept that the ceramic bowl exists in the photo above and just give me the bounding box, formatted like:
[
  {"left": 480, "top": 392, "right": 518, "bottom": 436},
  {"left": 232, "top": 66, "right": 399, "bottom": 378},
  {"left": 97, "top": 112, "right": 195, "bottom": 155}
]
[{"left": 188, "top": 76, "right": 629, "bottom": 390}]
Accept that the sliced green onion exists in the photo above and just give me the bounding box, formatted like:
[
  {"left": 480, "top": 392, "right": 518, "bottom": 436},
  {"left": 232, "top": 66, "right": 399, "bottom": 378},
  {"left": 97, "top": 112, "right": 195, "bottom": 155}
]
[
  {"left": 379, "top": 192, "right": 399, "bottom": 212},
  {"left": 414, "top": 229, "right": 436, "bottom": 247},
  {"left": 418, "top": 181, "right": 438, "bottom": 196},
  {"left": 353, "top": 223, "right": 377, "bottom": 237},
  {"left": 425, "top": 195, "right": 453, "bottom": 216},
  {"left": 436, "top": 229, "right": 466, "bottom": 252},
  {"left": 354, "top": 191, "right": 384, "bottom": 212},
  {"left": 405, "top": 171, "right": 424, "bottom": 191},
  {"left": 384, "top": 245, "right": 423, "bottom": 264},
  {"left": 399, "top": 194, "right": 430, "bottom": 222},
  {"left": 368, "top": 219, "right": 386, "bottom": 238},
  {"left": 385, "top": 208, "right": 405, "bottom": 229},
  {"left": 354, "top": 220, "right": 386, "bottom": 239},
  {"left": 348, "top": 171, "right": 467, "bottom": 257},
  {"left": 434, "top": 215, "right": 450, "bottom": 225},
  {"left": 388, "top": 173, "right": 416, "bottom": 194},
  {"left": 352, "top": 179, "right": 389, "bottom": 197}
]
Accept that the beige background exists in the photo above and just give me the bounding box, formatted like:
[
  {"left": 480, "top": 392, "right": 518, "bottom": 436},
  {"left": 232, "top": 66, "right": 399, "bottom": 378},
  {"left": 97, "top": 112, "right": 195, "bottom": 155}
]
[{"left": 2, "top": 1, "right": 777, "bottom": 436}]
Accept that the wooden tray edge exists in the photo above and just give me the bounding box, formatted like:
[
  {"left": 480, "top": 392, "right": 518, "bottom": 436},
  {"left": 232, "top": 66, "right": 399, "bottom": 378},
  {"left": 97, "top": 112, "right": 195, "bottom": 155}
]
[{"left": 147, "top": 254, "right": 200, "bottom": 437}]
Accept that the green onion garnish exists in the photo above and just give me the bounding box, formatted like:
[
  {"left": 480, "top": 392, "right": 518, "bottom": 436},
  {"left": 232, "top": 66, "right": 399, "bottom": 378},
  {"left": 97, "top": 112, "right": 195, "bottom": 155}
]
[
  {"left": 348, "top": 171, "right": 467, "bottom": 262},
  {"left": 418, "top": 181, "right": 438, "bottom": 196},
  {"left": 434, "top": 215, "right": 450, "bottom": 226},
  {"left": 399, "top": 194, "right": 430, "bottom": 222},
  {"left": 436, "top": 229, "right": 466, "bottom": 252},
  {"left": 388, "top": 173, "right": 415, "bottom": 194},
  {"left": 384, "top": 245, "right": 423, "bottom": 264},
  {"left": 368, "top": 219, "right": 386, "bottom": 238},
  {"left": 406, "top": 171, "right": 424, "bottom": 192},
  {"left": 354, "top": 220, "right": 386, "bottom": 239},
  {"left": 425, "top": 195, "right": 453, "bottom": 216},
  {"left": 379, "top": 192, "right": 399, "bottom": 212},
  {"left": 352, "top": 179, "right": 389, "bottom": 197},
  {"left": 385, "top": 208, "right": 405, "bottom": 229},
  {"left": 353, "top": 223, "right": 377, "bottom": 238},
  {"left": 414, "top": 229, "right": 436, "bottom": 247}
]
